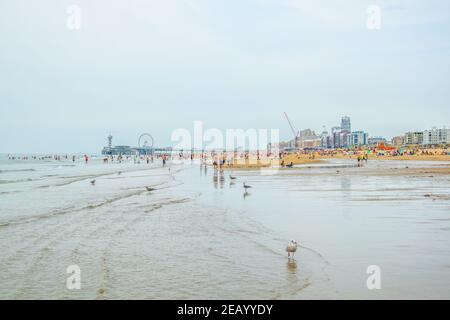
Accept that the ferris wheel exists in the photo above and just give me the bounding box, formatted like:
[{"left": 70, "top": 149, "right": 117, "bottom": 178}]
[{"left": 138, "top": 133, "right": 154, "bottom": 149}]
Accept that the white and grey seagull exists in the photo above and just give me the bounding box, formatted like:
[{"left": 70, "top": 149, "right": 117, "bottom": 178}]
[{"left": 286, "top": 240, "right": 298, "bottom": 260}]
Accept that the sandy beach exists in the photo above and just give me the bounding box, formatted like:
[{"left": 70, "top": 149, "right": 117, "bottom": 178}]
[
  {"left": 203, "top": 152, "right": 450, "bottom": 170},
  {"left": 319, "top": 154, "right": 450, "bottom": 162}
]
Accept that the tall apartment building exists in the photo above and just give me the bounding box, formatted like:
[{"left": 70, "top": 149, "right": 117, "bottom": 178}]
[
  {"left": 347, "top": 131, "right": 368, "bottom": 146},
  {"left": 340, "top": 116, "right": 351, "bottom": 133},
  {"left": 422, "top": 127, "right": 450, "bottom": 145},
  {"left": 404, "top": 131, "right": 424, "bottom": 145},
  {"left": 331, "top": 126, "right": 341, "bottom": 148}
]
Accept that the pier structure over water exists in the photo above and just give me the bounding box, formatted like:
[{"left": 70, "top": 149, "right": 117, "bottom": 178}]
[{"left": 101, "top": 134, "right": 171, "bottom": 156}]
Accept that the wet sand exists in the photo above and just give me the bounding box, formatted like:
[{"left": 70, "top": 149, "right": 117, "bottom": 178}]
[{"left": 0, "top": 157, "right": 449, "bottom": 299}]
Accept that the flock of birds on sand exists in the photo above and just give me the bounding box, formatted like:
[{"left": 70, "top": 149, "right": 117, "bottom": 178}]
[{"left": 89, "top": 168, "right": 299, "bottom": 261}]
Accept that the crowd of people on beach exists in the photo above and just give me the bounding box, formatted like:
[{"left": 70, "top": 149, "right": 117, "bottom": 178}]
[
  {"left": 7, "top": 155, "right": 74, "bottom": 161},
  {"left": 6, "top": 153, "right": 173, "bottom": 165},
  {"left": 6, "top": 145, "right": 449, "bottom": 170},
  {"left": 315, "top": 146, "right": 449, "bottom": 157}
]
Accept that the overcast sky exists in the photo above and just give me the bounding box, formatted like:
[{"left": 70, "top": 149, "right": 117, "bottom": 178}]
[{"left": 1, "top": 0, "right": 449, "bottom": 153}]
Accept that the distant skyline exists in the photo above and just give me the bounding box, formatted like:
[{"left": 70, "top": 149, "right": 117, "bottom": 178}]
[{"left": 1, "top": 0, "right": 450, "bottom": 153}]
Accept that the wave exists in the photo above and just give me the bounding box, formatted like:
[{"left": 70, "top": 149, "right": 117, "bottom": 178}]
[
  {"left": 0, "top": 178, "right": 34, "bottom": 184},
  {"left": 0, "top": 181, "right": 180, "bottom": 228},
  {"left": 0, "top": 190, "right": 21, "bottom": 196},
  {"left": 0, "top": 168, "right": 36, "bottom": 174}
]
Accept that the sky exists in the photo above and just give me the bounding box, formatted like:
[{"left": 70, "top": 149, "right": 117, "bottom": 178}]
[{"left": 1, "top": 0, "right": 450, "bottom": 153}]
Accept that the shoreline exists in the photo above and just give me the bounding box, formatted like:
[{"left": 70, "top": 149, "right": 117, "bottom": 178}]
[{"left": 205, "top": 154, "right": 450, "bottom": 170}]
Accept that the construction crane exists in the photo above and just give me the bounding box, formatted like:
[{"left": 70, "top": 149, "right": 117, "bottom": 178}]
[{"left": 283, "top": 112, "right": 300, "bottom": 149}]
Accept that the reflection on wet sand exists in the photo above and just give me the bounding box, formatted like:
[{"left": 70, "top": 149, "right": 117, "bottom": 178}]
[
  {"left": 287, "top": 260, "right": 297, "bottom": 274},
  {"left": 195, "top": 158, "right": 450, "bottom": 298},
  {"left": 212, "top": 169, "right": 225, "bottom": 189}
]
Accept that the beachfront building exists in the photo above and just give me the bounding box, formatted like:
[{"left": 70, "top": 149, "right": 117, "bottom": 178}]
[
  {"left": 326, "top": 116, "right": 351, "bottom": 148},
  {"left": 319, "top": 116, "right": 361, "bottom": 148},
  {"left": 330, "top": 128, "right": 350, "bottom": 148},
  {"left": 301, "top": 137, "right": 322, "bottom": 148},
  {"left": 320, "top": 128, "right": 329, "bottom": 148},
  {"left": 422, "top": 127, "right": 450, "bottom": 146},
  {"left": 391, "top": 136, "right": 404, "bottom": 147},
  {"left": 298, "top": 129, "right": 321, "bottom": 148},
  {"left": 347, "top": 131, "right": 368, "bottom": 147},
  {"left": 340, "top": 131, "right": 350, "bottom": 147},
  {"left": 368, "top": 136, "right": 387, "bottom": 146},
  {"left": 404, "top": 131, "right": 424, "bottom": 145},
  {"left": 330, "top": 126, "right": 341, "bottom": 148},
  {"left": 341, "top": 116, "right": 351, "bottom": 133}
]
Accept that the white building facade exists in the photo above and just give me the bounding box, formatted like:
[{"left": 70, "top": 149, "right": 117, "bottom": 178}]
[
  {"left": 404, "top": 131, "right": 424, "bottom": 145},
  {"left": 347, "top": 131, "right": 368, "bottom": 146},
  {"left": 422, "top": 127, "right": 450, "bottom": 145}
]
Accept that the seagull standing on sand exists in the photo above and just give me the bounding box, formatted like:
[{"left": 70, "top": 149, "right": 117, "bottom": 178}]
[
  {"left": 286, "top": 240, "right": 298, "bottom": 260},
  {"left": 90, "top": 179, "right": 96, "bottom": 186},
  {"left": 145, "top": 186, "right": 155, "bottom": 192},
  {"left": 230, "top": 174, "right": 237, "bottom": 180}
]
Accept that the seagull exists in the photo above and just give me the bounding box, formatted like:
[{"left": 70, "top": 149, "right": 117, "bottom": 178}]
[
  {"left": 230, "top": 175, "right": 237, "bottom": 180},
  {"left": 243, "top": 182, "right": 252, "bottom": 189},
  {"left": 146, "top": 187, "right": 156, "bottom": 192},
  {"left": 286, "top": 240, "right": 298, "bottom": 260},
  {"left": 90, "top": 179, "right": 96, "bottom": 186}
]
